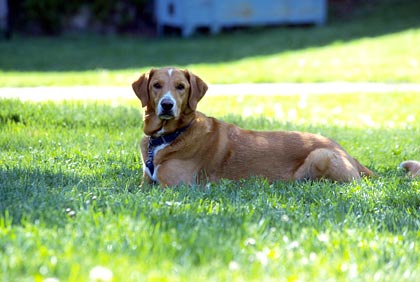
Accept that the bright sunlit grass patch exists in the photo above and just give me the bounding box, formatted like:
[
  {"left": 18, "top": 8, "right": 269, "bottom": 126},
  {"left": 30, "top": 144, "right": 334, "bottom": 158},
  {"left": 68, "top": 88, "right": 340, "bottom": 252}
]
[
  {"left": 200, "top": 92, "right": 420, "bottom": 129},
  {"left": 193, "top": 28, "right": 420, "bottom": 84},
  {"left": 1, "top": 27, "right": 420, "bottom": 86}
]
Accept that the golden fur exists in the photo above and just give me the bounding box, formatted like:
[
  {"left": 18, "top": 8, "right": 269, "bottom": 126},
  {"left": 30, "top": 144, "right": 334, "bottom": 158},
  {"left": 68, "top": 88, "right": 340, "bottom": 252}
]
[{"left": 132, "top": 67, "right": 374, "bottom": 187}]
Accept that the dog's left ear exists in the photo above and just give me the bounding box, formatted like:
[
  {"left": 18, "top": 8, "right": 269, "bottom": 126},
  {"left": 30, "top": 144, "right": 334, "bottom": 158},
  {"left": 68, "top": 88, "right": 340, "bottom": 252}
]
[
  {"left": 132, "top": 70, "right": 155, "bottom": 107},
  {"left": 186, "top": 70, "right": 208, "bottom": 110}
]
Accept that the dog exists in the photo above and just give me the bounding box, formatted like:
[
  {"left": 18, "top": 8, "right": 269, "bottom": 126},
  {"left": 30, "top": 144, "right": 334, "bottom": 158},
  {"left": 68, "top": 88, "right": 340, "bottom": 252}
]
[
  {"left": 132, "top": 67, "right": 374, "bottom": 187},
  {"left": 400, "top": 161, "right": 420, "bottom": 177}
]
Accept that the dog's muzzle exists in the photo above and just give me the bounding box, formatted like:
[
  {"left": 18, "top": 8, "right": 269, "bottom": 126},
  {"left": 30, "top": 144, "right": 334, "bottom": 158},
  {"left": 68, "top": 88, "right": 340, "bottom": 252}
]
[{"left": 158, "top": 98, "right": 175, "bottom": 120}]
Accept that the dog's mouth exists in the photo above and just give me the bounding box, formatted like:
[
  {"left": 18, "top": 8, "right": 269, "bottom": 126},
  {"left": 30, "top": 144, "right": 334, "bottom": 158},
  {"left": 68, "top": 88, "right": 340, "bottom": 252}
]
[{"left": 158, "top": 113, "right": 175, "bottom": 120}]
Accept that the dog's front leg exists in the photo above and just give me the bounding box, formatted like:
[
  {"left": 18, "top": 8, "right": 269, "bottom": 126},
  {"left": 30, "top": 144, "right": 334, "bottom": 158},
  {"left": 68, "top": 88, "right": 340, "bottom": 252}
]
[
  {"left": 155, "top": 160, "right": 197, "bottom": 187},
  {"left": 140, "top": 170, "right": 155, "bottom": 189}
]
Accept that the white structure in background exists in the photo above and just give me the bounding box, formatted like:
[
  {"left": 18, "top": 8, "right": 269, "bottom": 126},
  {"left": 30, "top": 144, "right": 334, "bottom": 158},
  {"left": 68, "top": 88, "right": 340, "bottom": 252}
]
[{"left": 155, "top": 0, "right": 327, "bottom": 37}]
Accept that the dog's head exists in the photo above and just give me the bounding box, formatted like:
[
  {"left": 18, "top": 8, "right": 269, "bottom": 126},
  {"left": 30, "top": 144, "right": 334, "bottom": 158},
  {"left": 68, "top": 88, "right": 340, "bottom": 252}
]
[
  {"left": 132, "top": 67, "right": 208, "bottom": 135},
  {"left": 132, "top": 67, "right": 208, "bottom": 118}
]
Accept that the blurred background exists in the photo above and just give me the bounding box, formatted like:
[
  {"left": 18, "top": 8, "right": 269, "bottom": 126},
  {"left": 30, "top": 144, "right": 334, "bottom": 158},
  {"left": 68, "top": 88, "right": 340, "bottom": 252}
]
[
  {"left": 0, "top": 0, "right": 419, "bottom": 87},
  {"left": 0, "top": 0, "right": 416, "bottom": 38}
]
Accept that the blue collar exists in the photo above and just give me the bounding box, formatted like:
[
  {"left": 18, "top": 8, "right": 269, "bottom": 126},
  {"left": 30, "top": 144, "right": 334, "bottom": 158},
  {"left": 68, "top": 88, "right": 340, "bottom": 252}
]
[{"left": 146, "top": 123, "right": 192, "bottom": 179}]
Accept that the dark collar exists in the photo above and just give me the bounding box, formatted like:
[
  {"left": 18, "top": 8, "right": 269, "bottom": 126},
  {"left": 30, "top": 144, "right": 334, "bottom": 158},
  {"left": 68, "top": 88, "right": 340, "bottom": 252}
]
[{"left": 149, "top": 122, "right": 192, "bottom": 147}]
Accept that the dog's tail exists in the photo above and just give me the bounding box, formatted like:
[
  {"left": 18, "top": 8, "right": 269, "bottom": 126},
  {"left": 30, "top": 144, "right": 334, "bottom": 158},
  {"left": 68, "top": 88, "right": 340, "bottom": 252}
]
[
  {"left": 400, "top": 160, "right": 420, "bottom": 177},
  {"left": 354, "top": 158, "right": 376, "bottom": 177}
]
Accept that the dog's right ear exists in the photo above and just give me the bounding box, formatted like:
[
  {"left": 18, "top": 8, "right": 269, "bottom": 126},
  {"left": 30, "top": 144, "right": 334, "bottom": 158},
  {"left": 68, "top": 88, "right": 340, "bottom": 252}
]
[{"left": 132, "top": 70, "right": 155, "bottom": 107}]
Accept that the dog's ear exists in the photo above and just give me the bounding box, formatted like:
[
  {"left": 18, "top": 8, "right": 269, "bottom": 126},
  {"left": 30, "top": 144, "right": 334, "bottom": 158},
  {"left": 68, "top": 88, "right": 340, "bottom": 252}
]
[
  {"left": 132, "top": 69, "right": 155, "bottom": 107},
  {"left": 186, "top": 70, "right": 208, "bottom": 110}
]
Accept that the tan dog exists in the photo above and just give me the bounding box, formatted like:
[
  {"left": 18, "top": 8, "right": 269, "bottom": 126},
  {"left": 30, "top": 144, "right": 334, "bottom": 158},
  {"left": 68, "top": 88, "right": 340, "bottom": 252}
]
[
  {"left": 132, "top": 67, "right": 374, "bottom": 186},
  {"left": 400, "top": 161, "right": 420, "bottom": 177}
]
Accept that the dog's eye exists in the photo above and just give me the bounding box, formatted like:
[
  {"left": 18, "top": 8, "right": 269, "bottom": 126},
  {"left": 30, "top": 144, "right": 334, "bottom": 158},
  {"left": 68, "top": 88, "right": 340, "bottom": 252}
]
[
  {"left": 176, "top": 84, "right": 185, "bottom": 90},
  {"left": 153, "top": 82, "right": 162, "bottom": 89}
]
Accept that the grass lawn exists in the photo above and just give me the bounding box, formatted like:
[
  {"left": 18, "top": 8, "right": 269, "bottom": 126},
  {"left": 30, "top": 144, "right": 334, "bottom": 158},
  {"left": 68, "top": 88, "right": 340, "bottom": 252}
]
[
  {"left": 1, "top": 1, "right": 420, "bottom": 280},
  {"left": 1, "top": 92, "right": 419, "bottom": 281},
  {"left": 1, "top": 1, "right": 420, "bottom": 86}
]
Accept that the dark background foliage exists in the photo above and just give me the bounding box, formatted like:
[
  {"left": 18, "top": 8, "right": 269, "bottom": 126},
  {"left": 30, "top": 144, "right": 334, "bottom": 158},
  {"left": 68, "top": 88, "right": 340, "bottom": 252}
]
[{"left": 7, "top": 0, "right": 152, "bottom": 35}]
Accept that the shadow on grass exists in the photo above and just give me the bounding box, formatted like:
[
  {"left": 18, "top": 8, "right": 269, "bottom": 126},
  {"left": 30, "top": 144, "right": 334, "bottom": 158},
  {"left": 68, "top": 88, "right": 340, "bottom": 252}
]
[
  {"left": 0, "top": 167, "right": 82, "bottom": 226},
  {"left": 1, "top": 165, "right": 419, "bottom": 234},
  {"left": 0, "top": 166, "right": 141, "bottom": 226},
  {"left": 0, "top": 0, "right": 419, "bottom": 72}
]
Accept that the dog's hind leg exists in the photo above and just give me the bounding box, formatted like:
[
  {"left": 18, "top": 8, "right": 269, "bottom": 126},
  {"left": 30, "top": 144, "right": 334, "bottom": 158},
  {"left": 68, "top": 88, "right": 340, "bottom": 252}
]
[{"left": 294, "top": 148, "right": 360, "bottom": 182}]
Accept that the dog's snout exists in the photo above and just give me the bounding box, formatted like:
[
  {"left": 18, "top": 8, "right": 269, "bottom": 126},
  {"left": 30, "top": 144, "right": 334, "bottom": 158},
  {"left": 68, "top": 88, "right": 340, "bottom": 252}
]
[
  {"left": 160, "top": 98, "right": 174, "bottom": 111},
  {"left": 157, "top": 94, "right": 177, "bottom": 120}
]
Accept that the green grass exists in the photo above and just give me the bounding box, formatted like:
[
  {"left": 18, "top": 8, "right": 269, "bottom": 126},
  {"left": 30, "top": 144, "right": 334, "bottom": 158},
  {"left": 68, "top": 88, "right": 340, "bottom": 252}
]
[
  {"left": 1, "top": 93, "right": 420, "bottom": 281},
  {"left": 1, "top": 0, "right": 420, "bottom": 86}
]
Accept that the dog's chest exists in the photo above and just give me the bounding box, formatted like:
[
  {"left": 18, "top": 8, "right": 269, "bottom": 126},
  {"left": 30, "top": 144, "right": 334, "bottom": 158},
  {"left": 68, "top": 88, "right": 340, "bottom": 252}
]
[{"left": 143, "top": 123, "right": 193, "bottom": 183}]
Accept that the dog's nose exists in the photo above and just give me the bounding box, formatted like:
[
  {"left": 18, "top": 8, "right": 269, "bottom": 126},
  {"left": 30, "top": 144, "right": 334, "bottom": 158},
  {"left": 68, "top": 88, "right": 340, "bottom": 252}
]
[{"left": 160, "top": 98, "right": 174, "bottom": 111}]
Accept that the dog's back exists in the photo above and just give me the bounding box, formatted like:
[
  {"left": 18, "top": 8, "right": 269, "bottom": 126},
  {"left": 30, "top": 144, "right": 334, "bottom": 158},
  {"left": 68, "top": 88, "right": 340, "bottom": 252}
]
[{"left": 193, "top": 113, "right": 373, "bottom": 182}]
